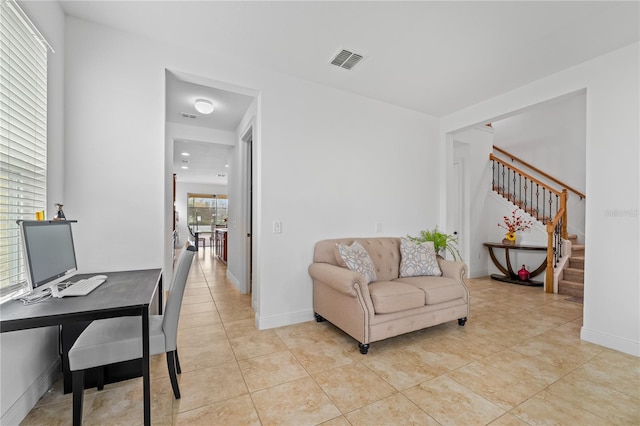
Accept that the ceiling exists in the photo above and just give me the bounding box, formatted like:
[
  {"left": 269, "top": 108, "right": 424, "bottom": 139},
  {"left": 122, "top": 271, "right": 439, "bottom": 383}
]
[
  {"left": 59, "top": 1, "right": 639, "bottom": 185},
  {"left": 166, "top": 73, "right": 254, "bottom": 185}
]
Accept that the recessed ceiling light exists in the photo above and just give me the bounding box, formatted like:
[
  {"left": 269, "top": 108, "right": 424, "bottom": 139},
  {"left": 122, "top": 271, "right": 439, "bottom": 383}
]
[
  {"left": 181, "top": 152, "right": 190, "bottom": 156},
  {"left": 181, "top": 166, "right": 188, "bottom": 169},
  {"left": 194, "top": 98, "right": 214, "bottom": 114},
  {"left": 225, "top": 164, "right": 228, "bottom": 168}
]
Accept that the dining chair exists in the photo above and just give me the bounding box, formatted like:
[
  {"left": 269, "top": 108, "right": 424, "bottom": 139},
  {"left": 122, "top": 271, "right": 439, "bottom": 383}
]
[{"left": 67, "top": 242, "right": 196, "bottom": 425}]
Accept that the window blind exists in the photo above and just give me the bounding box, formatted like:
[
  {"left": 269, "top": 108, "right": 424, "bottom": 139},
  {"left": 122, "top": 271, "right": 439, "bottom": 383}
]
[{"left": 0, "top": 0, "right": 49, "bottom": 296}]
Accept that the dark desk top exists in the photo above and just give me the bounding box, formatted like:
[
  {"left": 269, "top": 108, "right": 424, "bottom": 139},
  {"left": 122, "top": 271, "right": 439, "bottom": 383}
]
[
  {"left": 0, "top": 269, "right": 162, "bottom": 333},
  {"left": 483, "top": 242, "right": 546, "bottom": 250}
]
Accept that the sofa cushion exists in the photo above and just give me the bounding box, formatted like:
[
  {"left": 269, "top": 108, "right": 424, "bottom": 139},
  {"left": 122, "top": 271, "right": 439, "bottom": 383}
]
[
  {"left": 335, "top": 241, "right": 377, "bottom": 284},
  {"left": 368, "top": 281, "right": 425, "bottom": 314},
  {"left": 399, "top": 238, "right": 442, "bottom": 277},
  {"left": 394, "top": 276, "right": 465, "bottom": 305}
]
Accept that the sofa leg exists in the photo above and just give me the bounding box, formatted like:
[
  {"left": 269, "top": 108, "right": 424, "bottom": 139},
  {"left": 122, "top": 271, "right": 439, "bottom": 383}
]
[
  {"left": 458, "top": 317, "right": 468, "bottom": 326},
  {"left": 314, "top": 313, "right": 325, "bottom": 323},
  {"left": 358, "top": 343, "right": 370, "bottom": 354}
]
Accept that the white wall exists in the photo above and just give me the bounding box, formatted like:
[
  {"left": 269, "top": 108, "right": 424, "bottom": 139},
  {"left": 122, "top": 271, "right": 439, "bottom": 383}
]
[
  {"left": 442, "top": 42, "right": 640, "bottom": 356},
  {"left": 0, "top": 1, "right": 65, "bottom": 423},
  {"left": 63, "top": 17, "right": 441, "bottom": 334}
]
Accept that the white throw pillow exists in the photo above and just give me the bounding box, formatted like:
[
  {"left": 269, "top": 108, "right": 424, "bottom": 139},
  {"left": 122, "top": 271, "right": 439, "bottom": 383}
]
[
  {"left": 335, "top": 241, "right": 377, "bottom": 284},
  {"left": 399, "top": 238, "right": 442, "bottom": 277}
]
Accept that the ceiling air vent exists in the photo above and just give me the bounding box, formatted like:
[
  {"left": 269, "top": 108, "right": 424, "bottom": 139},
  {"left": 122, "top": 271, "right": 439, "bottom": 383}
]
[
  {"left": 180, "top": 112, "right": 197, "bottom": 119},
  {"left": 330, "top": 49, "right": 364, "bottom": 70}
]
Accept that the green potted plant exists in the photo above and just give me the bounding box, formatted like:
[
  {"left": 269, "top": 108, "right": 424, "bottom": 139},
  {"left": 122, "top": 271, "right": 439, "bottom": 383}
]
[{"left": 408, "top": 226, "right": 462, "bottom": 261}]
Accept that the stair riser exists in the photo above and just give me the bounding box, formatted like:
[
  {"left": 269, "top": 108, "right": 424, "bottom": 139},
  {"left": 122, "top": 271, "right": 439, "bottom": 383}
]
[
  {"left": 559, "top": 280, "right": 584, "bottom": 298},
  {"left": 569, "top": 258, "right": 584, "bottom": 269},
  {"left": 563, "top": 271, "right": 584, "bottom": 283}
]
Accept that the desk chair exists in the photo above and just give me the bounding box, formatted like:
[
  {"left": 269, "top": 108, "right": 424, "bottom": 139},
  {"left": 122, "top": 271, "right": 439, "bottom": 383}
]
[{"left": 68, "top": 243, "right": 196, "bottom": 425}]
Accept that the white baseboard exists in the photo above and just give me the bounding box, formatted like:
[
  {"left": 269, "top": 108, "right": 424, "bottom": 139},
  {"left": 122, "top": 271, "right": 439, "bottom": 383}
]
[
  {"left": 581, "top": 327, "right": 640, "bottom": 357},
  {"left": 226, "top": 269, "right": 241, "bottom": 291},
  {"left": 1, "top": 358, "right": 60, "bottom": 425},
  {"left": 256, "top": 309, "right": 315, "bottom": 330}
]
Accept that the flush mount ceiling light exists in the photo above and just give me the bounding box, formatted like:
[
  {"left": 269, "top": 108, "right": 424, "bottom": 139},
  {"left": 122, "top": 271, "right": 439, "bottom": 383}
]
[{"left": 194, "top": 98, "right": 214, "bottom": 114}]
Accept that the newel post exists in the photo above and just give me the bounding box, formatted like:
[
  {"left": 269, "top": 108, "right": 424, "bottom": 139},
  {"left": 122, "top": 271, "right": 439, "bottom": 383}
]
[
  {"left": 545, "top": 222, "right": 555, "bottom": 293},
  {"left": 561, "top": 189, "right": 568, "bottom": 239}
]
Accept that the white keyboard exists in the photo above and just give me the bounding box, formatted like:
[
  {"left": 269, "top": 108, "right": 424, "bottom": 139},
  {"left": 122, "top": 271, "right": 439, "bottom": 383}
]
[{"left": 53, "top": 277, "right": 106, "bottom": 298}]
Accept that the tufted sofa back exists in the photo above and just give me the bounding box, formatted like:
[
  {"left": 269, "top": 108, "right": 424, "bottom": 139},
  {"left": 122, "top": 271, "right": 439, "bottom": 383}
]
[{"left": 313, "top": 237, "right": 401, "bottom": 282}]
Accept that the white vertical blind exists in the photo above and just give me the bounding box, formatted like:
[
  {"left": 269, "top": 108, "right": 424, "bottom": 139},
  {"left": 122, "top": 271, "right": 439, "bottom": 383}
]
[{"left": 0, "top": 0, "right": 49, "bottom": 295}]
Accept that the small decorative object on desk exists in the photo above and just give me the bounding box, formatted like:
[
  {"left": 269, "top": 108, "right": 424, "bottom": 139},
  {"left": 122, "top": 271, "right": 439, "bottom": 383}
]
[
  {"left": 498, "top": 209, "right": 533, "bottom": 245},
  {"left": 518, "top": 264, "right": 530, "bottom": 281},
  {"left": 54, "top": 203, "right": 66, "bottom": 221}
]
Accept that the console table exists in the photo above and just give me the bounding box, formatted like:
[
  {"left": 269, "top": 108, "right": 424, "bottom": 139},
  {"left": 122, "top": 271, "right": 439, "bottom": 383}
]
[{"left": 483, "top": 242, "right": 546, "bottom": 286}]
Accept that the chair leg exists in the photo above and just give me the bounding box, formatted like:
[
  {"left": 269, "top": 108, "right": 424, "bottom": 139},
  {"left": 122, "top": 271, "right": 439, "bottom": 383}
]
[
  {"left": 72, "top": 370, "right": 84, "bottom": 426},
  {"left": 166, "top": 351, "right": 181, "bottom": 399},
  {"left": 175, "top": 348, "right": 182, "bottom": 374},
  {"left": 96, "top": 367, "right": 104, "bottom": 391}
]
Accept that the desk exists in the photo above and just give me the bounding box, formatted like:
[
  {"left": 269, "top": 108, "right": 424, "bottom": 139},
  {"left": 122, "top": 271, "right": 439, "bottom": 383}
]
[
  {"left": 483, "top": 242, "right": 546, "bottom": 286},
  {"left": 0, "top": 269, "right": 162, "bottom": 426}
]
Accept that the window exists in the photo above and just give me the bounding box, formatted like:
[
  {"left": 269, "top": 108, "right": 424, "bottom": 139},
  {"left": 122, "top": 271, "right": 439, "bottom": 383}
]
[
  {"left": 187, "top": 194, "right": 228, "bottom": 232},
  {"left": 0, "top": 0, "right": 51, "bottom": 298}
]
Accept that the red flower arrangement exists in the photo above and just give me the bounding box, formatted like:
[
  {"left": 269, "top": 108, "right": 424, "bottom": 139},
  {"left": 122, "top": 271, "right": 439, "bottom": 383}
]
[{"left": 498, "top": 209, "right": 534, "bottom": 233}]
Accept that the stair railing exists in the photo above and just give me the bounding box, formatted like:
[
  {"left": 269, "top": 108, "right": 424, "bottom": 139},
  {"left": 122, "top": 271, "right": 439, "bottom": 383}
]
[
  {"left": 489, "top": 153, "right": 568, "bottom": 292},
  {"left": 493, "top": 145, "right": 586, "bottom": 200}
]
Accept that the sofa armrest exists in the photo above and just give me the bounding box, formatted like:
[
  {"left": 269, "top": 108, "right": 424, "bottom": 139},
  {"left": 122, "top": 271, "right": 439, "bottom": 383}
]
[
  {"left": 437, "top": 258, "right": 467, "bottom": 283},
  {"left": 308, "top": 263, "right": 367, "bottom": 297}
]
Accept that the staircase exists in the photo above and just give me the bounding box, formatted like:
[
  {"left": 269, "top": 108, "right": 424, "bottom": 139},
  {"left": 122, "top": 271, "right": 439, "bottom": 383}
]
[
  {"left": 558, "top": 235, "right": 584, "bottom": 299},
  {"left": 489, "top": 146, "right": 586, "bottom": 294}
]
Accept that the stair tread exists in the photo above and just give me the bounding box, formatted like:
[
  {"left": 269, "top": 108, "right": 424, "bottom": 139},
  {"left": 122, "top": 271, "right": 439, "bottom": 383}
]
[
  {"left": 559, "top": 280, "right": 584, "bottom": 287},
  {"left": 565, "top": 267, "right": 584, "bottom": 273}
]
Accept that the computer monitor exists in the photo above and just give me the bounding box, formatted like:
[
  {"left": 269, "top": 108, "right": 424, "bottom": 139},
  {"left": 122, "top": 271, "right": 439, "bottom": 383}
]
[{"left": 19, "top": 220, "right": 78, "bottom": 294}]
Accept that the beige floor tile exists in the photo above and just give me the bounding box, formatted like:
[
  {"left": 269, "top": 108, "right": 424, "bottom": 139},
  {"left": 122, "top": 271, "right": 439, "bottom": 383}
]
[
  {"left": 582, "top": 349, "right": 640, "bottom": 399},
  {"left": 177, "top": 336, "right": 237, "bottom": 371},
  {"left": 511, "top": 332, "right": 604, "bottom": 370},
  {"left": 479, "top": 348, "right": 569, "bottom": 384},
  {"left": 274, "top": 319, "right": 339, "bottom": 349},
  {"left": 176, "top": 323, "right": 226, "bottom": 348},
  {"left": 251, "top": 377, "right": 341, "bottom": 426},
  {"left": 238, "top": 350, "right": 309, "bottom": 392},
  {"left": 359, "top": 346, "right": 441, "bottom": 390},
  {"left": 179, "top": 301, "right": 217, "bottom": 315},
  {"left": 448, "top": 360, "right": 548, "bottom": 410},
  {"left": 178, "top": 310, "right": 221, "bottom": 329},
  {"left": 546, "top": 367, "right": 640, "bottom": 424},
  {"left": 83, "top": 376, "right": 174, "bottom": 426},
  {"left": 404, "top": 335, "right": 477, "bottom": 373},
  {"left": 290, "top": 338, "right": 360, "bottom": 374},
  {"left": 173, "top": 362, "right": 248, "bottom": 413},
  {"left": 403, "top": 375, "right": 505, "bottom": 425},
  {"left": 319, "top": 415, "right": 352, "bottom": 425},
  {"left": 488, "top": 413, "right": 530, "bottom": 425},
  {"left": 228, "top": 329, "right": 288, "bottom": 360},
  {"left": 311, "top": 361, "right": 397, "bottom": 413},
  {"left": 345, "top": 392, "right": 439, "bottom": 425},
  {"left": 217, "top": 305, "right": 256, "bottom": 322},
  {"left": 174, "top": 394, "right": 261, "bottom": 425},
  {"left": 22, "top": 393, "right": 97, "bottom": 426},
  {"left": 183, "top": 287, "right": 213, "bottom": 298},
  {"left": 511, "top": 389, "right": 609, "bottom": 425}
]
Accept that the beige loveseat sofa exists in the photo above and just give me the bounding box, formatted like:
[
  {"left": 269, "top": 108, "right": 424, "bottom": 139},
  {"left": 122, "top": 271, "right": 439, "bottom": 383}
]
[{"left": 308, "top": 237, "right": 469, "bottom": 354}]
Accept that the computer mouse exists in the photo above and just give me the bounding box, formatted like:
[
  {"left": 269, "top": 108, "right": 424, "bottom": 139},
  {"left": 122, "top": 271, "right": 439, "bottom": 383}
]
[{"left": 91, "top": 275, "right": 108, "bottom": 280}]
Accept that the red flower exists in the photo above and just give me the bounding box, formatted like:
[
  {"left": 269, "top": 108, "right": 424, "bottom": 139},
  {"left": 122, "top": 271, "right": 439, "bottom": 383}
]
[{"left": 498, "top": 209, "right": 534, "bottom": 233}]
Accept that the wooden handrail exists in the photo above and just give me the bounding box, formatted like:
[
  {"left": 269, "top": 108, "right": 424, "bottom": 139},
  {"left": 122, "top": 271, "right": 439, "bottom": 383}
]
[
  {"left": 490, "top": 153, "right": 563, "bottom": 197},
  {"left": 493, "top": 145, "right": 586, "bottom": 199}
]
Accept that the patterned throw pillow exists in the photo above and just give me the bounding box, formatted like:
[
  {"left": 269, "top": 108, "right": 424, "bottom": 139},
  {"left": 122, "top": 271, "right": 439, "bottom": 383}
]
[
  {"left": 399, "top": 238, "right": 442, "bottom": 277},
  {"left": 335, "top": 241, "right": 377, "bottom": 284}
]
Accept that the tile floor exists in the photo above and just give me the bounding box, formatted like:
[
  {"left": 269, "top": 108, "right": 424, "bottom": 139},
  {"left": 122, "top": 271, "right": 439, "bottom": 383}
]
[{"left": 22, "top": 250, "right": 640, "bottom": 425}]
